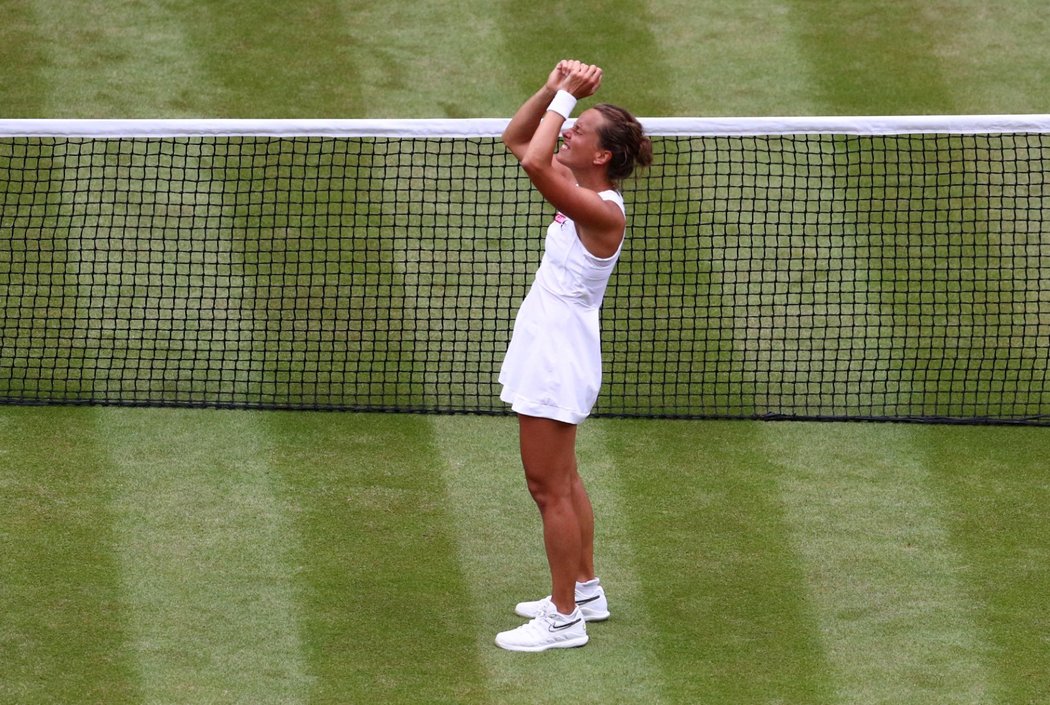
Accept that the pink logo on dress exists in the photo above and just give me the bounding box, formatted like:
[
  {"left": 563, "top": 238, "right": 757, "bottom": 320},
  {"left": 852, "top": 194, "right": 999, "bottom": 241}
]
[{"left": 554, "top": 212, "right": 567, "bottom": 224}]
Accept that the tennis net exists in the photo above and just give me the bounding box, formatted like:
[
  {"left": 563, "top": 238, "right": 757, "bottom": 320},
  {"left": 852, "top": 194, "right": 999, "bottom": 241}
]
[{"left": 1, "top": 116, "right": 1049, "bottom": 424}]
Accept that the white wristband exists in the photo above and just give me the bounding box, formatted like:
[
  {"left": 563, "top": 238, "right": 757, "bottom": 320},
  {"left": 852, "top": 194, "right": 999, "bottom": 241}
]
[{"left": 547, "top": 90, "right": 577, "bottom": 119}]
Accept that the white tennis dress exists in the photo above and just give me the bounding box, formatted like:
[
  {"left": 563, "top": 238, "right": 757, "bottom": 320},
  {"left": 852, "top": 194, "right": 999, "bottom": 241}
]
[{"left": 499, "top": 190, "right": 626, "bottom": 424}]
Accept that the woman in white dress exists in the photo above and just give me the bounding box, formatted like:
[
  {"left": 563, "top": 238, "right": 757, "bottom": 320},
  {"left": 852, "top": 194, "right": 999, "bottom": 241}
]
[{"left": 495, "top": 60, "right": 652, "bottom": 652}]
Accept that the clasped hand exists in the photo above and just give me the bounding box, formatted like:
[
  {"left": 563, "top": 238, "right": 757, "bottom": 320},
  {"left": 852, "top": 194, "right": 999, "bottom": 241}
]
[{"left": 546, "top": 59, "right": 603, "bottom": 99}]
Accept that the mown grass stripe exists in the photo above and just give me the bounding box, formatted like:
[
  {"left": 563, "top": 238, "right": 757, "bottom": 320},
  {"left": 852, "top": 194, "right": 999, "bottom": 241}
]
[
  {"left": 785, "top": 1, "right": 957, "bottom": 115},
  {"left": 27, "top": 0, "right": 209, "bottom": 116},
  {"left": 264, "top": 411, "right": 489, "bottom": 705},
  {"left": 432, "top": 415, "right": 670, "bottom": 705},
  {"left": 764, "top": 422, "right": 993, "bottom": 704},
  {"left": 0, "top": 1, "right": 47, "bottom": 116},
  {"left": 643, "top": 0, "right": 820, "bottom": 116},
  {"left": 787, "top": 0, "right": 1050, "bottom": 115},
  {"left": 183, "top": 1, "right": 360, "bottom": 117},
  {"left": 100, "top": 407, "right": 311, "bottom": 705},
  {"left": 607, "top": 418, "right": 835, "bottom": 704},
  {"left": 927, "top": 426, "right": 1050, "bottom": 705},
  {"left": 0, "top": 408, "right": 139, "bottom": 705},
  {"left": 335, "top": 0, "right": 505, "bottom": 118},
  {"left": 498, "top": 0, "right": 674, "bottom": 116},
  {"left": 915, "top": 0, "right": 1050, "bottom": 114},
  {"left": 576, "top": 420, "right": 675, "bottom": 703}
]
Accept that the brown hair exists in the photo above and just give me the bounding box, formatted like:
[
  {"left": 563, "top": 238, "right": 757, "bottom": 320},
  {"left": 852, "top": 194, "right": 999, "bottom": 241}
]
[{"left": 593, "top": 103, "right": 653, "bottom": 185}]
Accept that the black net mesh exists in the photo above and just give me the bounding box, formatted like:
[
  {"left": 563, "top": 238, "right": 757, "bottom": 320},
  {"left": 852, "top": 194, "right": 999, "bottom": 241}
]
[{"left": 1, "top": 131, "right": 1048, "bottom": 423}]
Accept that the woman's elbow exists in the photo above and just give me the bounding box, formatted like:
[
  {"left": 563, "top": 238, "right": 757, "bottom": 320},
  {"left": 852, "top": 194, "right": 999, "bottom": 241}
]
[
  {"left": 502, "top": 136, "right": 529, "bottom": 162},
  {"left": 519, "top": 155, "right": 548, "bottom": 177}
]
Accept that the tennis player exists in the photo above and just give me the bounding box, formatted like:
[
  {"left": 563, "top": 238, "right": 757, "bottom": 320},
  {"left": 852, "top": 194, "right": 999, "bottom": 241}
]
[{"left": 495, "top": 60, "right": 652, "bottom": 652}]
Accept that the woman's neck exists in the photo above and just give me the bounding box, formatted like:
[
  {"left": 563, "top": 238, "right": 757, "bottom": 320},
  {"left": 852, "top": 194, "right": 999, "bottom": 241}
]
[{"left": 573, "top": 170, "right": 615, "bottom": 193}]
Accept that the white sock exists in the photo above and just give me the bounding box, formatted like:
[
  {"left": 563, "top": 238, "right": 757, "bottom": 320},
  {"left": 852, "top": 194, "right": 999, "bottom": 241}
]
[
  {"left": 575, "top": 578, "right": 601, "bottom": 598},
  {"left": 554, "top": 605, "right": 581, "bottom": 620}
]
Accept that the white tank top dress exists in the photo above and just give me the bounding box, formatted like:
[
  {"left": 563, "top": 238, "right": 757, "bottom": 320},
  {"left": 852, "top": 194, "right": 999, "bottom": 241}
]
[{"left": 499, "top": 189, "right": 626, "bottom": 424}]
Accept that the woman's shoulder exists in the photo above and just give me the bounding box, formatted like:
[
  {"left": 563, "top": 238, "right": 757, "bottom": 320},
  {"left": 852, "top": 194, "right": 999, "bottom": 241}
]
[{"left": 597, "top": 189, "right": 625, "bottom": 213}]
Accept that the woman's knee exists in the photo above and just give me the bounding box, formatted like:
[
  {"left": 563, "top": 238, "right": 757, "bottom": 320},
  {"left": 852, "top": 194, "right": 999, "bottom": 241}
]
[
  {"left": 524, "top": 463, "right": 574, "bottom": 510},
  {"left": 517, "top": 415, "right": 578, "bottom": 507}
]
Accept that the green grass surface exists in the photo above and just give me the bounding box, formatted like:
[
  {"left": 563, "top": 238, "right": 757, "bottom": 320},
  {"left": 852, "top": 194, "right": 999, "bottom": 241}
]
[
  {"left": 2, "top": 408, "right": 1048, "bottom": 704},
  {"left": 2, "top": 2, "right": 1050, "bottom": 703},
  {"left": 3, "top": 0, "right": 1050, "bottom": 118}
]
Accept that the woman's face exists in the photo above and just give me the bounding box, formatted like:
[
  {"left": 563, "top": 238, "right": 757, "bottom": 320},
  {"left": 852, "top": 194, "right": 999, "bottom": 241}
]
[{"left": 556, "top": 108, "right": 610, "bottom": 172}]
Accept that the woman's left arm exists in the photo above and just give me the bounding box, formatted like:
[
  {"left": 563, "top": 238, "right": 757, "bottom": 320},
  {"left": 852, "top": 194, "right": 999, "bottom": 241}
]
[{"left": 519, "top": 65, "right": 625, "bottom": 258}]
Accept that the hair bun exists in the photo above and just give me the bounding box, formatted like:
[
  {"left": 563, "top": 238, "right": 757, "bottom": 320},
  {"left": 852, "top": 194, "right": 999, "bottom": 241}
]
[{"left": 593, "top": 104, "right": 653, "bottom": 184}]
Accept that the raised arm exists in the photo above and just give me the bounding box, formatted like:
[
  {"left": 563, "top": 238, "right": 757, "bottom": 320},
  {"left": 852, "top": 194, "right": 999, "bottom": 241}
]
[
  {"left": 505, "top": 62, "right": 625, "bottom": 258},
  {"left": 501, "top": 61, "right": 571, "bottom": 161}
]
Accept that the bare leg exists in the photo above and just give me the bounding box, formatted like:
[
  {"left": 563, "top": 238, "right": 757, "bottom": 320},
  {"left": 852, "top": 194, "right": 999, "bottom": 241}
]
[
  {"left": 570, "top": 464, "right": 596, "bottom": 583},
  {"left": 517, "top": 414, "right": 594, "bottom": 615}
]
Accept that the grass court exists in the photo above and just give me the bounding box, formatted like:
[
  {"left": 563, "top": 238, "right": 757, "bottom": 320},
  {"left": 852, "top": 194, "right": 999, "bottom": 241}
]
[{"left": 2, "top": 2, "right": 1049, "bottom": 703}]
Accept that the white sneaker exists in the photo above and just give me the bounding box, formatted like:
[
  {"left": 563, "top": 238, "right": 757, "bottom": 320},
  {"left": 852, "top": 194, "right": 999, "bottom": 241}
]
[
  {"left": 495, "top": 605, "right": 588, "bottom": 652},
  {"left": 515, "top": 586, "right": 610, "bottom": 622}
]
